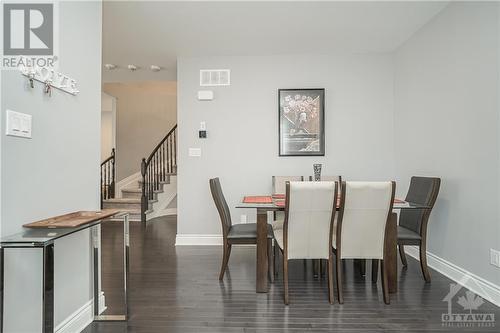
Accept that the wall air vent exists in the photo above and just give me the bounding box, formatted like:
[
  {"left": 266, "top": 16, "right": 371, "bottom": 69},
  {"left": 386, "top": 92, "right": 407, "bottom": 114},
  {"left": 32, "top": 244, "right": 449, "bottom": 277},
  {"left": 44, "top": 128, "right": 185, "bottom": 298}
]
[{"left": 200, "top": 69, "right": 230, "bottom": 86}]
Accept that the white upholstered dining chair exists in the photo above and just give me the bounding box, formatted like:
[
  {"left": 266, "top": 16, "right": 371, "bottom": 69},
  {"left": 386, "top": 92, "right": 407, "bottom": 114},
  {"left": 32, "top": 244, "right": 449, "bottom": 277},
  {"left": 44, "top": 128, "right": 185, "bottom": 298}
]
[
  {"left": 306, "top": 175, "right": 342, "bottom": 278},
  {"left": 333, "top": 181, "right": 395, "bottom": 304},
  {"left": 273, "top": 181, "right": 338, "bottom": 305},
  {"left": 272, "top": 176, "right": 304, "bottom": 195},
  {"left": 271, "top": 176, "right": 303, "bottom": 230}
]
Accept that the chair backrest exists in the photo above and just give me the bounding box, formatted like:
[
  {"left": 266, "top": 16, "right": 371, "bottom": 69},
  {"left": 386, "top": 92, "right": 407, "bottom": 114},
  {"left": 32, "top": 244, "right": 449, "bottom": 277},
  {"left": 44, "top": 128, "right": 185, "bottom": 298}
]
[
  {"left": 209, "top": 178, "right": 232, "bottom": 237},
  {"left": 272, "top": 176, "right": 303, "bottom": 194},
  {"left": 399, "top": 176, "right": 441, "bottom": 235},
  {"left": 284, "top": 181, "right": 338, "bottom": 260},
  {"left": 308, "top": 175, "right": 342, "bottom": 183},
  {"left": 336, "top": 181, "right": 395, "bottom": 260}
]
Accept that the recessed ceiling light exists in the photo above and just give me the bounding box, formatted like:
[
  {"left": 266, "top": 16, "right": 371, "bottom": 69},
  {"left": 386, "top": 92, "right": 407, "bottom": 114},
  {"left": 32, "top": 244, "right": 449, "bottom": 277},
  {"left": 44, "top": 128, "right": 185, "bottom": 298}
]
[
  {"left": 104, "top": 64, "right": 117, "bottom": 70},
  {"left": 127, "top": 64, "right": 138, "bottom": 71},
  {"left": 150, "top": 65, "right": 161, "bottom": 72}
]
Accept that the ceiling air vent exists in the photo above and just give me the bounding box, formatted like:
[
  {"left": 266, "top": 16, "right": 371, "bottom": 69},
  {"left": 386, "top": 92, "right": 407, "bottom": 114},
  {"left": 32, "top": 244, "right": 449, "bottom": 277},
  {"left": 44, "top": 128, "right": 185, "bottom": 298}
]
[{"left": 200, "top": 69, "right": 230, "bottom": 86}]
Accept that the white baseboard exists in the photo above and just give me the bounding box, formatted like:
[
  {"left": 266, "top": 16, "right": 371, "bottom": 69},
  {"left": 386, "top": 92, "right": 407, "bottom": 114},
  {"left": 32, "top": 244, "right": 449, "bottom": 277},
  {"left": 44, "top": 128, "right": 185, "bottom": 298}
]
[
  {"left": 405, "top": 246, "right": 500, "bottom": 307},
  {"left": 175, "top": 234, "right": 222, "bottom": 246},
  {"left": 55, "top": 292, "right": 106, "bottom": 333}
]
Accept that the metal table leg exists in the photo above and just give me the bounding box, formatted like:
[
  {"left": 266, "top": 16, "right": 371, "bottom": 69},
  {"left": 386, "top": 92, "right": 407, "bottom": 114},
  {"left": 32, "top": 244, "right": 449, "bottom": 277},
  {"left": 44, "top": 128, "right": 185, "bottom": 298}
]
[
  {"left": 42, "top": 244, "right": 54, "bottom": 333},
  {"left": 94, "top": 213, "right": 129, "bottom": 322},
  {"left": 0, "top": 247, "right": 4, "bottom": 333}
]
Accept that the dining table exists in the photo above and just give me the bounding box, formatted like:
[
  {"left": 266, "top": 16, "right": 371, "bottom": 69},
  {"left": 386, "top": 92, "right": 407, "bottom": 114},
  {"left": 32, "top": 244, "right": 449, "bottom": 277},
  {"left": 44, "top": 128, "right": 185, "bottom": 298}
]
[{"left": 236, "top": 195, "right": 430, "bottom": 294}]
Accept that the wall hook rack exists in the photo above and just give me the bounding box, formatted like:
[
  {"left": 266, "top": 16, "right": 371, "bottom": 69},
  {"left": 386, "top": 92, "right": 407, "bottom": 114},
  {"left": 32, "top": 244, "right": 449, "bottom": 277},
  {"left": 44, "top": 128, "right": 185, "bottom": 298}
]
[{"left": 18, "top": 56, "right": 80, "bottom": 96}]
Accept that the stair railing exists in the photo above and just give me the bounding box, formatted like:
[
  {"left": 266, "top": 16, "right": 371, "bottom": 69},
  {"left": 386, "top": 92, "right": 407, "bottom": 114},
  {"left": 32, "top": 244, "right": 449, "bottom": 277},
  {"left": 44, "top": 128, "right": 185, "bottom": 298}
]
[
  {"left": 100, "top": 148, "right": 116, "bottom": 208},
  {"left": 141, "top": 125, "right": 177, "bottom": 223}
]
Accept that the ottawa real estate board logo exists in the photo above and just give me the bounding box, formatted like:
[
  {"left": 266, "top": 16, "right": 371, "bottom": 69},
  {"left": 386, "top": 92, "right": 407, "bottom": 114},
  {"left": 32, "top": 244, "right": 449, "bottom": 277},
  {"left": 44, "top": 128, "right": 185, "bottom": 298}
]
[
  {"left": 442, "top": 276, "right": 495, "bottom": 328},
  {"left": 2, "top": 2, "right": 56, "bottom": 69}
]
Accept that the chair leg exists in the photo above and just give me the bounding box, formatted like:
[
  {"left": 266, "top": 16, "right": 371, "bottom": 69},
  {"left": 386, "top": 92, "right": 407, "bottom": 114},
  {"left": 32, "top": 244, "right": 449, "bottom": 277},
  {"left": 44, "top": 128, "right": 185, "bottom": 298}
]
[
  {"left": 399, "top": 244, "right": 408, "bottom": 267},
  {"left": 328, "top": 255, "right": 334, "bottom": 304},
  {"left": 313, "top": 259, "right": 319, "bottom": 278},
  {"left": 371, "top": 259, "right": 379, "bottom": 283},
  {"left": 359, "top": 259, "right": 366, "bottom": 276},
  {"left": 335, "top": 255, "right": 343, "bottom": 304},
  {"left": 381, "top": 259, "right": 390, "bottom": 304},
  {"left": 320, "top": 259, "right": 326, "bottom": 278},
  {"left": 273, "top": 240, "right": 278, "bottom": 278},
  {"left": 267, "top": 239, "right": 274, "bottom": 283},
  {"left": 283, "top": 257, "right": 289, "bottom": 305},
  {"left": 219, "top": 242, "right": 231, "bottom": 280},
  {"left": 419, "top": 242, "right": 431, "bottom": 282}
]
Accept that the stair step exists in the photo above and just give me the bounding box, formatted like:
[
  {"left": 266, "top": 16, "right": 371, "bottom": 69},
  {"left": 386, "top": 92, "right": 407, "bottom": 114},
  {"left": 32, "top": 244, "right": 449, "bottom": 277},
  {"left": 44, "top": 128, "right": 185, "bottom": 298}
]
[
  {"left": 106, "top": 209, "right": 141, "bottom": 222},
  {"left": 138, "top": 179, "right": 171, "bottom": 186},
  {"left": 104, "top": 198, "right": 140, "bottom": 204},
  {"left": 102, "top": 198, "right": 157, "bottom": 212},
  {"left": 122, "top": 188, "right": 163, "bottom": 194}
]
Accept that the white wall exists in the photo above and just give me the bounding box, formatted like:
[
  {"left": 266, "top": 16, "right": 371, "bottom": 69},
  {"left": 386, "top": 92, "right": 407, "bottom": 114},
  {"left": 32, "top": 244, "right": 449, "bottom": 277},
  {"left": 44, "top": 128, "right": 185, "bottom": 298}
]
[
  {"left": 177, "top": 54, "right": 394, "bottom": 236},
  {"left": 1, "top": 1, "right": 102, "bottom": 331},
  {"left": 394, "top": 2, "right": 500, "bottom": 285},
  {"left": 101, "top": 93, "right": 115, "bottom": 161}
]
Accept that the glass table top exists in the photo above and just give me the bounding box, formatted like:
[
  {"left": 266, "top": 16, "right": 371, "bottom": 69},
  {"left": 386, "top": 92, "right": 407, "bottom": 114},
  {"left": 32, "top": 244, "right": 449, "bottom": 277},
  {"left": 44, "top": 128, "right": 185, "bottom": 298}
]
[
  {"left": 236, "top": 196, "right": 430, "bottom": 210},
  {"left": 1, "top": 212, "right": 128, "bottom": 247}
]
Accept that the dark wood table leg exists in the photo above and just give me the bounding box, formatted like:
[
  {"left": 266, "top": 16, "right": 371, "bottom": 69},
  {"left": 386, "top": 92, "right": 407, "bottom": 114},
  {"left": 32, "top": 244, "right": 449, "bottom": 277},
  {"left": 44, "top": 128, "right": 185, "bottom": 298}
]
[
  {"left": 256, "top": 209, "right": 268, "bottom": 293},
  {"left": 42, "top": 244, "right": 54, "bottom": 333},
  {"left": 0, "top": 247, "right": 4, "bottom": 333},
  {"left": 386, "top": 213, "right": 397, "bottom": 293}
]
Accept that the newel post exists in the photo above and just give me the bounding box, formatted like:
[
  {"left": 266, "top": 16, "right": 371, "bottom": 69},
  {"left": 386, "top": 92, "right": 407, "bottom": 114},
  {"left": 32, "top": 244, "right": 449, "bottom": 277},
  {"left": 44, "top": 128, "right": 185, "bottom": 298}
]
[
  {"left": 110, "top": 148, "right": 116, "bottom": 198},
  {"left": 141, "top": 158, "right": 147, "bottom": 223}
]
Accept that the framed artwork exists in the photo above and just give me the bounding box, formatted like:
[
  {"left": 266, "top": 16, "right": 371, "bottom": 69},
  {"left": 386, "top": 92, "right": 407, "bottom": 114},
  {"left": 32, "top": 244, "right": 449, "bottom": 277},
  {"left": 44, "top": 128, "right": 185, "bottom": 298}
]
[{"left": 278, "top": 88, "right": 325, "bottom": 156}]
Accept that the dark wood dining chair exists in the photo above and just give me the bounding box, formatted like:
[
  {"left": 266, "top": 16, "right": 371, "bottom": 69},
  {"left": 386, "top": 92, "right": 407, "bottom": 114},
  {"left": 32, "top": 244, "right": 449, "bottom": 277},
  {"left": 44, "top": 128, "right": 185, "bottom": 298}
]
[
  {"left": 397, "top": 176, "right": 441, "bottom": 282},
  {"left": 209, "top": 177, "right": 274, "bottom": 280}
]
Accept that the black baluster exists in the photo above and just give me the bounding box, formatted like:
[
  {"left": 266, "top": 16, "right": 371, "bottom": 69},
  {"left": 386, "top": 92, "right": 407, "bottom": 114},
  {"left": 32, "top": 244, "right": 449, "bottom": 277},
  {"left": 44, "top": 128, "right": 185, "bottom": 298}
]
[
  {"left": 162, "top": 143, "right": 165, "bottom": 181},
  {"left": 141, "top": 158, "right": 147, "bottom": 223},
  {"left": 173, "top": 128, "right": 177, "bottom": 173},
  {"left": 155, "top": 154, "right": 159, "bottom": 190},
  {"left": 100, "top": 166, "right": 103, "bottom": 209},
  {"left": 104, "top": 163, "right": 108, "bottom": 200},
  {"left": 110, "top": 148, "right": 115, "bottom": 198},
  {"left": 168, "top": 135, "right": 172, "bottom": 174}
]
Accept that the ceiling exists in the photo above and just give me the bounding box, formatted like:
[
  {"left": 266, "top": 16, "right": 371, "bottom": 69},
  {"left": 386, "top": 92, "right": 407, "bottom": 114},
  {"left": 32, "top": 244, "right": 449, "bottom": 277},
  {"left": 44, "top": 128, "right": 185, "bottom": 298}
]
[{"left": 102, "top": 1, "right": 449, "bottom": 82}]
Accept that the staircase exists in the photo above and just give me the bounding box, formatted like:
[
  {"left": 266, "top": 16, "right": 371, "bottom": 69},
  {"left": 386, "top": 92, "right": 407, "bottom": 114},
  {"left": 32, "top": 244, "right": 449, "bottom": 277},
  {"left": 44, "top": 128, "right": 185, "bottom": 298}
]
[{"left": 101, "top": 125, "right": 177, "bottom": 222}]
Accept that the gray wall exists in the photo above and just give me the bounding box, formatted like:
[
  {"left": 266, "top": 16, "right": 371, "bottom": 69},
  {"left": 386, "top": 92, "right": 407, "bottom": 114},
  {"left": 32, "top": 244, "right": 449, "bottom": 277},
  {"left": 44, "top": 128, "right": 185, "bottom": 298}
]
[
  {"left": 394, "top": 2, "right": 500, "bottom": 285},
  {"left": 103, "top": 82, "right": 177, "bottom": 181},
  {"left": 1, "top": 1, "right": 102, "bottom": 331},
  {"left": 177, "top": 54, "right": 395, "bottom": 236}
]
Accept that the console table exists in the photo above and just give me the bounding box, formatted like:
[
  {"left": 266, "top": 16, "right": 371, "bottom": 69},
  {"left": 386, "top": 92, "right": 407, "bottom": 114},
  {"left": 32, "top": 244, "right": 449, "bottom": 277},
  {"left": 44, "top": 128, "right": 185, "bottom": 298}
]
[{"left": 0, "top": 210, "right": 129, "bottom": 333}]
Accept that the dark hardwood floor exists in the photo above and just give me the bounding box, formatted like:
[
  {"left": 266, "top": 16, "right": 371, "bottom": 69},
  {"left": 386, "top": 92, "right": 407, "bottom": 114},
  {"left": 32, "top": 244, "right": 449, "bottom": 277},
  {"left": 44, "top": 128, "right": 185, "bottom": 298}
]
[{"left": 84, "top": 216, "right": 499, "bottom": 332}]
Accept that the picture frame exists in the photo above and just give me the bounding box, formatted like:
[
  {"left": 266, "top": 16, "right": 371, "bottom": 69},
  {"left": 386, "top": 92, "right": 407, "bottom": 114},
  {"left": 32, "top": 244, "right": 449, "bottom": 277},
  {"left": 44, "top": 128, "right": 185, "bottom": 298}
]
[{"left": 278, "top": 88, "right": 325, "bottom": 156}]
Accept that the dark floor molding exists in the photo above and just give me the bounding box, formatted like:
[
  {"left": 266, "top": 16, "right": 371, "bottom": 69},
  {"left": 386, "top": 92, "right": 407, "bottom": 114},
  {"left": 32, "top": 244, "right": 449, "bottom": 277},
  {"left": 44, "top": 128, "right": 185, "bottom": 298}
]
[{"left": 405, "top": 246, "right": 500, "bottom": 307}]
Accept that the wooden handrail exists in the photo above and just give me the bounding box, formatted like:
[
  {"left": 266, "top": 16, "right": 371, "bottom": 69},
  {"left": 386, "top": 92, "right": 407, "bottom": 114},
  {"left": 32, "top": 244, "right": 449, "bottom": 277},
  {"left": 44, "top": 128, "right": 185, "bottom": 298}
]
[
  {"left": 145, "top": 125, "right": 177, "bottom": 166},
  {"left": 100, "top": 148, "right": 116, "bottom": 208},
  {"left": 141, "top": 125, "right": 177, "bottom": 223}
]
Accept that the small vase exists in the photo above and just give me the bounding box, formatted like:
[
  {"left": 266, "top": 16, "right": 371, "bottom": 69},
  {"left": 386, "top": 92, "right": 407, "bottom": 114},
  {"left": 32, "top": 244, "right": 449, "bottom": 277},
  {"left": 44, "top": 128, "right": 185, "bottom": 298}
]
[{"left": 313, "top": 164, "right": 322, "bottom": 181}]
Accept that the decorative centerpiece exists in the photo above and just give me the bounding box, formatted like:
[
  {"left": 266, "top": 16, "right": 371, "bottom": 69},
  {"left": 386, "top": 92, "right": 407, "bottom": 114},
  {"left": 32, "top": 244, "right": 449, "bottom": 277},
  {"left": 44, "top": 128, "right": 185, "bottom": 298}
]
[{"left": 313, "top": 163, "right": 322, "bottom": 181}]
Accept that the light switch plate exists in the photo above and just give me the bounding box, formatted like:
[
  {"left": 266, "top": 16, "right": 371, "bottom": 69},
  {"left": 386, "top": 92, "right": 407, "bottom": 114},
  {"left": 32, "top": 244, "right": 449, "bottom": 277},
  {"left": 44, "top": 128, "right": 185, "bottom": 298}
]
[
  {"left": 189, "top": 148, "right": 201, "bottom": 157},
  {"left": 197, "top": 90, "right": 214, "bottom": 101},
  {"left": 490, "top": 249, "right": 500, "bottom": 268},
  {"left": 6, "top": 110, "right": 32, "bottom": 138}
]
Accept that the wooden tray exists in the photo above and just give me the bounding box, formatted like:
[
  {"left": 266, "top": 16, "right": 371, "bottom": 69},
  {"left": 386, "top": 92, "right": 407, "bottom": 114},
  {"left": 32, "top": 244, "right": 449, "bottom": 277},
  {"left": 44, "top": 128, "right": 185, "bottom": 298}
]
[{"left": 23, "top": 209, "right": 121, "bottom": 229}]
